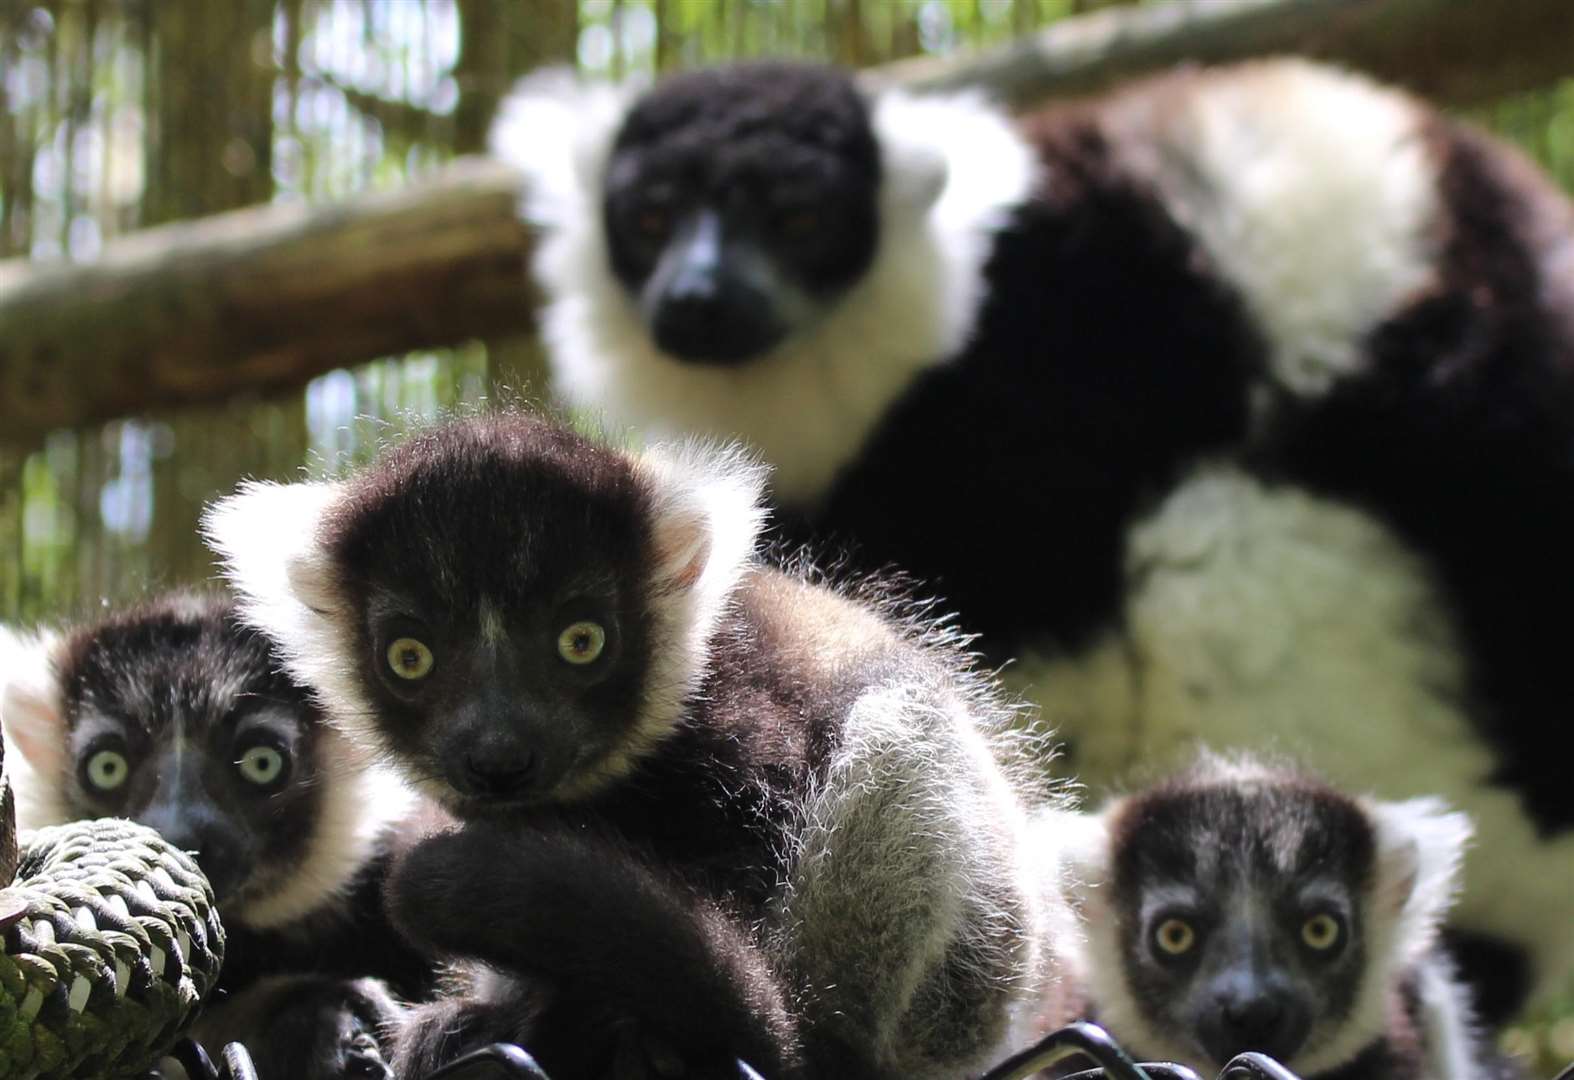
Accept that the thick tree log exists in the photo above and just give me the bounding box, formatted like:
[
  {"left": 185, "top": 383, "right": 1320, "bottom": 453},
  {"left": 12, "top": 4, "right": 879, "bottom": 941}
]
[
  {"left": 0, "top": 159, "right": 535, "bottom": 446},
  {"left": 3, "top": 0, "right": 1574, "bottom": 445},
  {"left": 874, "top": 0, "right": 1574, "bottom": 110}
]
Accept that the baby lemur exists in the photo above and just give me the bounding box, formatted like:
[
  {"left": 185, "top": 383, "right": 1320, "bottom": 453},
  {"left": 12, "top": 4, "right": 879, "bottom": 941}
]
[
  {"left": 204, "top": 412, "right": 1078, "bottom": 1080},
  {"left": 0, "top": 593, "right": 431, "bottom": 1080},
  {"left": 1054, "top": 756, "right": 1503, "bottom": 1080}
]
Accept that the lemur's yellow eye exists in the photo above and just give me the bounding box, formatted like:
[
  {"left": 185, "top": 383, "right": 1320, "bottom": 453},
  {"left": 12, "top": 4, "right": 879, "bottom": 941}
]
[
  {"left": 386, "top": 638, "right": 435, "bottom": 680},
  {"left": 237, "top": 746, "right": 287, "bottom": 787},
  {"left": 1154, "top": 918, "right": 1196, "bottom": 956},
  {"left": 1302, "top": 913, "right": 1342, "bottom": 951},
  {"left": 86, "top": 749, "right": 129, "bottom": 792},
  {"left": 557, "top": 621, "right": 606, "bottom": 665}
]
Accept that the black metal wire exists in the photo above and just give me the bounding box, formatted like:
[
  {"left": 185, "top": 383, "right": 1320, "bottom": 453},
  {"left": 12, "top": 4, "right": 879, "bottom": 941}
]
[
  {"left": 176, "top": 1024, "right": 1574, "bottom": 1080},
  {"left": 168, "top": 1038, "right": 220, "bottom": 1080},
  {"left": 165, "top": 1038, "right": 259, "bottom": 1080},
  {"left": 218, "top": 1043, "right": 260, "bottom": 1080},
  {"left": 420, "top": 1042, "right": 553, "bottom": 1080},
  {"left": 976, "top": 1020, "right": 1173, "bottom": 1080},
  {"left": 1219, "top": 1052, "right": 1304, "bottom": 1080},
  {"left": 1057, "top": 1065, "right": 1206, "bottom": 1080}
]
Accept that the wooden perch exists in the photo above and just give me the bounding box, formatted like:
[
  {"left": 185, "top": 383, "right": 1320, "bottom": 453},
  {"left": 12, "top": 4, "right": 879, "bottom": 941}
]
[
  {"left": 876, "top": 0, "right": 1574, "bottom": 110},
  {"left": 0, "top": 159, "right": 535, "bottom": 446},
  {"left": 3, "top": 0, "right": 1574, "bottom": 445}
]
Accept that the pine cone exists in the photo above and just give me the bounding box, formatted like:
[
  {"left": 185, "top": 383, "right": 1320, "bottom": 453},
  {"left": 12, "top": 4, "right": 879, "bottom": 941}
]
[{"left": 0, "top": 819, "right": 225, "bottom": 1079}]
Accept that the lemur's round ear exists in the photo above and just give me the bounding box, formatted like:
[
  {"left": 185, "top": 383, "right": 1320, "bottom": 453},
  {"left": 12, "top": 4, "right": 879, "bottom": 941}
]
[
  {"left": 637, "top": 442, "right": 767, "bottom": 599},
  {"left": 201, "top": 480, "right": 347, "bottom": 619},
  {"left": 1366, "top": 796, "right": 1473, "bottom": 961},
  {"left": 490, "top": 67, "right": 642, "bottom": 226},
  {"left": 870, "top": 92, "right": 950, "bottom": 217},
  {"left": 0, "top": 627, "right": 67, "bottom": 776},
  {"left": 1034, "top": 805, "right": 1112, "bottom": 912}
]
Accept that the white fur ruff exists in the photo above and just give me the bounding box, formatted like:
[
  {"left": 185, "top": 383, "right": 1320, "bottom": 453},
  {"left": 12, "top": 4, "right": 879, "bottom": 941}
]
[
  {"left": 497, "top": 79, "right": 1037, "bottom": 504},
  {"left": 1007, "top": 463, "right": 1574, "bottom": 1001},
  {"left": 0, "top": 625, "right": 72, "bottom": 829},
  {"left": 201, "top": 480, "right": 391, "bottom": 766},
  {"left": 1112, "top": 59, "right": 1440, "bottom": 400}
]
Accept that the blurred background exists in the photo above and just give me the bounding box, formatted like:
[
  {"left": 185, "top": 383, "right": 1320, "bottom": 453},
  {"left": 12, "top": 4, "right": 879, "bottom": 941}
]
[{"left": 0, "top": 0, "right": 1571, "bottom": 1064}]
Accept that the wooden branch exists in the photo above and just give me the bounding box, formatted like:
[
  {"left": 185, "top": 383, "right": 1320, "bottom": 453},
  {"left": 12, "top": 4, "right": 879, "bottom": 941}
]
[
  {"left": 873, "top": 0, "right": 1574, "bottom": 110},
  {"left": 3, "top": 0, "right": 1574, "bottom": 445},
  {"left": 0, "top": 159, "right": 535, "bottom": 446}
]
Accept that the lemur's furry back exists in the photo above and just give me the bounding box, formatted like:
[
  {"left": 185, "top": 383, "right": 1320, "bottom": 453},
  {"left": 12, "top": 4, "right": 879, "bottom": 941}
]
[
  {"left": 496, "top": 59, "right": 1574, "bottom": 1017},
  {"left": 205, "top": 412, "right": 1078, "bottom": 1079}
]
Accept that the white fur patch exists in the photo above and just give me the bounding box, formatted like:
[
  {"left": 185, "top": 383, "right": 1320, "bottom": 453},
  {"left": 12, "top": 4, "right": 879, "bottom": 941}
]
[
  {"left": 1296, "top": 796, "right": 1471, "bottom": 1077},
  {"left": 0, "top": 626, "right": 72, "bottom": 829},
  {"left": 776, "top": 679, "right": 1067, "bottom": 1077},
  {"left": 490, "top": 68, "right": 639, "bottom": 233},
  {"left": 560, "top": 440, "right": 767, "bottom": 797},
  {"left": 201, "top": 480, "right": 387, "bottom": 760},
  {"left": 1114, "top": 60, "right": 1439, "bottom": 399},
  {"left": 1412, "top": 950, "right": 1485, "bottom": 1080},
  {"left": 502, "top": 80, "right": 1036, "bottom": 504},
  {"left": 1005, "top": 463, "right": 1574, "bottom": 1001},
  {"left": 1054, "top": 803, "right": 1196, "bottom": 1067},
  {"left": 237, "top": 741, "right": 416, "bottom": 930}
]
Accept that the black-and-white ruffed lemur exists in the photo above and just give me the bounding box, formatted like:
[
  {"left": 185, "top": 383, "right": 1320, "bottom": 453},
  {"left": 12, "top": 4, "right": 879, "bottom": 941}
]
[
  {"left": 202, "top": 411, "right": 1081, "bottom": 1080},
  {"left": 0, "top": 594, "right": 435, "bottom": 1080},
  {"left": 492, "top": 59, "right": 1574, "bottom": 1019},
  {"left": 1045, "top": 754, "right": 1515, "bottom": 1080}
]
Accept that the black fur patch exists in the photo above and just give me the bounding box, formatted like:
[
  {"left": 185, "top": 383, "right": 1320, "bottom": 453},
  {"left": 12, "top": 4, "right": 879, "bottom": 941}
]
[
  {"left": 387, "top": 821, "right": 802, "bottom": 1078},
  {"left": 603, "top": 61, "right": 880, "bottom": 298},
  {"left": 795, "top": 104, "right": 1261, "bottom": 652},
  {"left": 1254, "top": 117, "right": 1574, "bottom": 835}
]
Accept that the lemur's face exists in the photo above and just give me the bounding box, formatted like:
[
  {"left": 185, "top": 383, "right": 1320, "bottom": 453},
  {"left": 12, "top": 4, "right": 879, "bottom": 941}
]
[
  {"left": 55, "top": 603, "right": 327, "bottom": 911},
  {"left": 324, "top": 421, "right": 656, "bottom": 815},
  {"left": 601, "top": 63, "right": 881, "bottom": 365},
  {"left": 1109, "top": 785, "right": 1375, "bottom": 1069}
]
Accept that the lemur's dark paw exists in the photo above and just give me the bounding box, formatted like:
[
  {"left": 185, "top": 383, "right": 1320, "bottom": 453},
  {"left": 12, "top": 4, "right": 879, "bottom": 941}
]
[{"left": 335, "top": 1023, "right": 392, "bottom": 1080}]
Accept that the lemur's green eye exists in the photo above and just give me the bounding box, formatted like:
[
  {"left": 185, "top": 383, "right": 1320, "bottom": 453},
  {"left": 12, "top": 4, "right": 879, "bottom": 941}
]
[
  {"left": 85, "top": 750, "right": 129, "bottom": 792},
  {"left": 1301, "top": 913, "right": 1342, "bottom": 951},
  {"left": 387, "top": 638, "right": 435, "bottom": 680},
  {"left": 557, "top": 621, "right": 606, "bottom": 665},
  {"left": 1154, "top": 918, "right": 1196, "bottom": 956},
  {"left": 237, "top": 746, "right": 287, "bottom": 787}
]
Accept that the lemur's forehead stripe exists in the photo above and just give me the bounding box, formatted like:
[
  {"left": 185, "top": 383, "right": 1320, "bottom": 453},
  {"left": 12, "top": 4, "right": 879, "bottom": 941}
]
[
  {"left": 1112, "top": 780, "right": 1377, "bottom": 899},
  {"left": 56, "top": 591, "right": 316, "bottom": 737},
  {"left": 322, "top": 415, "right": 653, "bottom": 613}
]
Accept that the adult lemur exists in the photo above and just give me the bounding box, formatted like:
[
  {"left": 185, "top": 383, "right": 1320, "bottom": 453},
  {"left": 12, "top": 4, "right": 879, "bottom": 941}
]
[
  {"left": 1051, "top": 756, "right": 1510, "bottom": 1080},
  {"left": 0, "top": 594, "right": 431, "bottom": 1080},
  {"left": 203, "top": 412, "right": 1079, "bottom": 1079},
  {"left": 494, "top": 60, "right": 1574, "bottom": 1016}
]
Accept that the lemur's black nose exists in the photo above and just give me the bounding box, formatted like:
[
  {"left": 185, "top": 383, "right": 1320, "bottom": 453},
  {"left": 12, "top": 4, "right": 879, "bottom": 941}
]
[
  {"left": 1222, "top": 994, "right": 1284, "bottom": 1042},
  {"left": 460, "top": 751, "right": 537, "bottom": 798},
  {"left": 1205, "top": 990, "right": 1308, "bottom": 1064}
]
